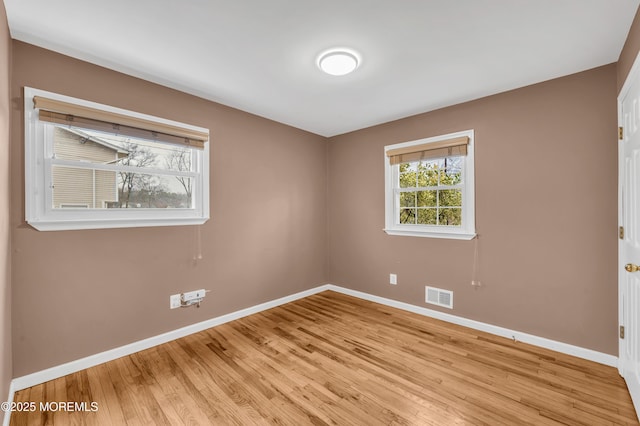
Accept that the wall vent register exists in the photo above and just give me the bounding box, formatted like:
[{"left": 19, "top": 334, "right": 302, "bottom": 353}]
[{"left": 425, "top": 286, "right": 453, "bottom": 309}]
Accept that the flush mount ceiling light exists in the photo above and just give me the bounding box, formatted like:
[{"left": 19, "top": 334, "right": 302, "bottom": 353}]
[{"left": 317, "top": 49, "right": 360, "bottom": 76}]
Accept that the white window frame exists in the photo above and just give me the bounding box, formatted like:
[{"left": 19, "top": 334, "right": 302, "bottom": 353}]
[
  {"left": 384, "top": 129, "right": 476, "bottom": 240},
  {"left": 59, "top": 204, "right": 89, "bottom": 209},
  {"left": 24, "top": 87, "right": 210, "bottom": 231}
]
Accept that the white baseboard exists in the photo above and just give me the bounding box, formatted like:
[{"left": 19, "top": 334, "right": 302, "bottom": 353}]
[
  {"left": 11, "top": 285, "right": 332, "bottom": 392},
  {"left": 2, "top": 381, "right": 15, "bottom": 426},
  {"left": 10, "top": 283, "right": 617, "bottom": 395},
  {"left": 325, "top": 284, "right": 618, "bottom": 368}
]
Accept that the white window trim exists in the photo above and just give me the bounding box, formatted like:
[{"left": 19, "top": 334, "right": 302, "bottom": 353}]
[
  {"left": 24, "top": 87, "right": 210, "bottom": 231},
  {"left": 384, "top": 130, "right": 476, "bottom": 240}
]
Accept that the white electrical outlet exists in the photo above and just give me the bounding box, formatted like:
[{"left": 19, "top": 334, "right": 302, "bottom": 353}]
[
  {"left": 170, "top": 294, "right": 181, "bottom": 309},
  {"left": 390, "top": 274, "right": 397, "bottom": 285}
]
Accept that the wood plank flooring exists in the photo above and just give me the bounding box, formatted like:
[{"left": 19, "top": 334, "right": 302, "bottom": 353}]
[{"left": 10, "top": 290, "right": 639, "bottom": 425}]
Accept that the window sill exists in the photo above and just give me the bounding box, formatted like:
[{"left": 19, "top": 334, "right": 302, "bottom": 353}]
[
  {"left": 27, "top": 217, "right": 208, "bottom": 231},
  {"left": 384, "top": 228, "right": 476, "bottom": 240}
]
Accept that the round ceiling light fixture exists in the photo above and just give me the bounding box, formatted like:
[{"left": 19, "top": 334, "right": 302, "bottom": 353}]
[{"left": 317, "top": 48, "right": 360, "bottom": 76}]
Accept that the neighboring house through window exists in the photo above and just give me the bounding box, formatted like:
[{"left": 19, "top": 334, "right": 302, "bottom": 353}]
[{"left": 52, "top": 127, "right": 127, "bottom": 209}]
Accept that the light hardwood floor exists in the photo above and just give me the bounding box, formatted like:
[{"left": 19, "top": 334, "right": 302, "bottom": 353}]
[{"left": 10, "top": 291, "right": 639, "bottom": 425}]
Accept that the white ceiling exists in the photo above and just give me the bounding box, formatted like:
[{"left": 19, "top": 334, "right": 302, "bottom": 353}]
[{"left": 4, "top": 1, "right": 639, "bottom": 137}]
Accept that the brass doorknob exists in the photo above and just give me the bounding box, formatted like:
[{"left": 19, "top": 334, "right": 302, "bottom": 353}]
[{"left": 625, "top": 263, "right": 640, "bottom": 272}]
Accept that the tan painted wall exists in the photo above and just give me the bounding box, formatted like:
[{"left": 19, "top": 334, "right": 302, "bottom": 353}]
[
  {"left": 10, "top": 41, "right": 327, "bottom": 376},
  {"left": 327, "top": 64, "right": 618, "bottom": 355},
  {"left": 0, "top": 0, "right": 11, "bottom": 409},
  {"left": 618, "top": 6, "right": 640, "bottom": 92}
]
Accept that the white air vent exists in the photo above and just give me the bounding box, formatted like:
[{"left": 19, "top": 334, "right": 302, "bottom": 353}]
[{"left": 425, "top": 286, "right": 453, "bottom": 309}]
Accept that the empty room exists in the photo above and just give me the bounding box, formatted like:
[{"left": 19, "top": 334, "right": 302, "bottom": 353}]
[{"left": 2, "top": 0, "right": 640, "bottom": 425}]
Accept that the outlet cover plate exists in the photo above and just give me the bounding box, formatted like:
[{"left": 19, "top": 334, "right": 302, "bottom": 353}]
[{"left": 170, "top": 294, "right": 181, "bottom": 309}]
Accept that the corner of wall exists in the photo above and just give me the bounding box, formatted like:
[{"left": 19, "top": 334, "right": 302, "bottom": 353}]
[
  {"left": 0, "top": 0, "right": 13, "bottom": 418},
  {"left": 617, "top": 5, "right": 640, "bottom": 92}
]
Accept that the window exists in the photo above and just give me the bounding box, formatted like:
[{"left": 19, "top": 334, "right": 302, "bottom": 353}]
[
  {"left": 384, "top": 130, "right": 475, "bottom": 239},
  {"left": 24, "top": 87, "right": 210, "bottom": 231}
]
